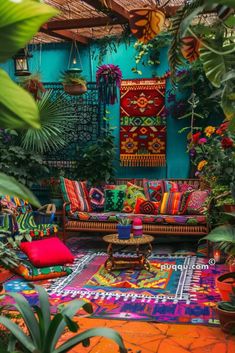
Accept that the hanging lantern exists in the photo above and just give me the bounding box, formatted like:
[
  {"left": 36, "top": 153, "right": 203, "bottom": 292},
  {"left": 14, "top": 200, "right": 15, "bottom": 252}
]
[
  {"left": 66, "top": 40, "right": 83, "bottom": 74},
  {"left": 13, "top": 48, "right": 32, "bottom": 76}
]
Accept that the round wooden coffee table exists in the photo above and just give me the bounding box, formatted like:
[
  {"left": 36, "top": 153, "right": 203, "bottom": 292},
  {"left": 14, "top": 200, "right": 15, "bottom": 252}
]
[{"left": 103, "top": 233, "right": 154, "bottom": 272}]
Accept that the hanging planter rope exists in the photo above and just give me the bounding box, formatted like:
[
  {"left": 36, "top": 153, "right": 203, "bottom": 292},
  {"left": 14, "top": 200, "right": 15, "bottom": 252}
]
[{"left": 96, "top": 64, "right": 122, "bottom": 105}]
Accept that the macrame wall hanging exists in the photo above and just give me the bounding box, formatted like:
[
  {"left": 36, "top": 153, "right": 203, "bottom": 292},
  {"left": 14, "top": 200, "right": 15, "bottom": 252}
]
[{"left": 120, "top": 74, "right": 169, "bottom": 167}]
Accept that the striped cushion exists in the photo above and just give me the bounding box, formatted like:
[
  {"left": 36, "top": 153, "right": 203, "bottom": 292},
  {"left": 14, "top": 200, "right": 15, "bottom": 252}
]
[
  {"left": 160, "top": 192, "right": 191, "bottom": 215},
  {"left": 60, "top": 177, "right": 91, "bottom": 213}
]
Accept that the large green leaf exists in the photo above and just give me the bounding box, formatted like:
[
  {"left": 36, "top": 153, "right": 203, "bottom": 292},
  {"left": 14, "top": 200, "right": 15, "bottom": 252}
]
[
  {"left": 0, "top": 0, "right": 58, "bottom": 62},
  {"left": 0, "top": 69, "right": 40, "bottom": 129},
  {"left": 0, "top": 316, "right": 36, "bottom": 352},
  {"left": 0, "top": 172, "right": 40, "bottom": 207},
  {"left": 200, "top": 44, "right": 234, "bottom": 88},
  {"left": 200, "top": 225, "right": 235, "bottom": 243},
  {"left": 54, "top": 327, "right": 127, "bottom": 353}
]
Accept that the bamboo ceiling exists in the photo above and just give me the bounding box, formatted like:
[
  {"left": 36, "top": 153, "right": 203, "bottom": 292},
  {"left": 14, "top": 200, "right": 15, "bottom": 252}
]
[{"left": 35, "top": 0, "right": 216, "bottom": 44}]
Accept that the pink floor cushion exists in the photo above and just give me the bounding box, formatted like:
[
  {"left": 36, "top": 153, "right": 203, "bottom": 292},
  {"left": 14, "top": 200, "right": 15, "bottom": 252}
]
[{"left": 20, "top": 237, "right": 74, "bottom": 267}]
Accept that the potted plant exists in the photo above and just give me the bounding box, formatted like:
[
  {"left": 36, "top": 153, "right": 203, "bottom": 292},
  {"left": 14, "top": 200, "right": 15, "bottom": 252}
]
[
  {"left": 61, "top": 70, "right": 87, "bottom": 96},
  {"left": 0, "top": 284, "right": 126, "bottom": 353},
  {"left": 117, "top": 218, "right": 132, "bottom": 240},
  {"left": 217, "top": 286, "right": 235, "bottom": 334},
  {"left": 96, "top": 64, "right": 122, "bottom": 105}
]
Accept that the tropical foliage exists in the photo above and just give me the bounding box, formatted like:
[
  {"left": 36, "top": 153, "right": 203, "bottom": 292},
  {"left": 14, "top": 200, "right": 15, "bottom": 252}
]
[
  {"left": 0, "top": 129, "right": 49, "bottom": 186},
  {"left": 20, "top": 90, "right": 76, "bottom": 154},
  {"left": 0, "top": 0, "right": 57, "bottom": 205},
  {"left": 60, "top": 71, "right": 86, "bottom": 86},
  {"left": 0, "top": 285, "right": 126, "bottom": 353},
  {"left": 168, "top": 0, "right": 235, "bottom": 129}
]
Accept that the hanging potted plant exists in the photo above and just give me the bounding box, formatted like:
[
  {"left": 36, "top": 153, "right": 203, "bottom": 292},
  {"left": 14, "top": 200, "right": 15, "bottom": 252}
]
[
  {"left": 96, "top": 64, "right": 122, "bottom": 105},
  {"left": 21, "top": 73, "right": 46, "bottom": 100},
  {"left": 61, "top": 70, "right": 87, "bottom": 96}
]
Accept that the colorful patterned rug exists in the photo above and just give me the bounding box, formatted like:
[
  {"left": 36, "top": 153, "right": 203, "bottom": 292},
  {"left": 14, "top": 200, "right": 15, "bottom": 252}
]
[
  {"left": 120, "top": 76, "right": 168, "bottom": 167},
  {"left": 1, "top": 251, "right": 227, "bottom": 326}
]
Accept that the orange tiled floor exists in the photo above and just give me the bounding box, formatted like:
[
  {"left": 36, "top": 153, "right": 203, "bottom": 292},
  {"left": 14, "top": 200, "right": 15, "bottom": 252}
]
[{"left": 58, "top": 318, "right": 235, "bottom": 353}]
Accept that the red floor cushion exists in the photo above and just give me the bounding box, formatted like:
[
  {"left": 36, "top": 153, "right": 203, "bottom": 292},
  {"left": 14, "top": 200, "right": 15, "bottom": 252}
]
[{"left": 20, "top": 237, "right": 74, "bottom": 267}]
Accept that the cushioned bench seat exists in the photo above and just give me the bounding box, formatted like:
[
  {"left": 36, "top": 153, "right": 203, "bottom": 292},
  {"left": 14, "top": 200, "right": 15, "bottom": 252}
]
[{"left": 69, "top": 211, "right": 207, "bottom": 226}]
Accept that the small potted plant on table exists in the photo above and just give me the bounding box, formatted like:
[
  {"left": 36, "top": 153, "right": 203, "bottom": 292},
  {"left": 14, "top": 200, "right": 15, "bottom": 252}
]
[
  {"left": 61, "top": 70, "right": 87, "bottom": 96},
  {"left": 217, "top": 286, "right": 235, "bottom": 334},
  {"left": 117, "top": 218, "right": 132, "bottom": 240}
]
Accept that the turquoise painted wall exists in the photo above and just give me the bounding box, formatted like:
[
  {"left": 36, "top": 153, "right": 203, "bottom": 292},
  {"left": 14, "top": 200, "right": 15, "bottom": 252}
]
[{"left": 1, "top": 38, "right": 190, "bottom": 179}]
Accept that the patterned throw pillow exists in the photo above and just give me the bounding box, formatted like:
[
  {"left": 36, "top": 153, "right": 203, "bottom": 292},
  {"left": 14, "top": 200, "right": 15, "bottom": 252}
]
[
  {"left": 104, "top": 189, "right": 126, "bottom": 212},
  {"left": 186, "top": 190, "right": 210, "bottom": 215},
  {"left": 89, "top": 187, "right": 105, "bottom": 212},
  {"left": 160, "top": 192, "right": 192, "bottom": 215},
  {"left": 105, "top": 184, "right": 127, "bottom": 191},
  {"left": 60, "top": 177, "right": 91, "bottom": 213},
  {"left": 178, "top": 183, "right": 197, "bottom": 193},
  {"left": 122, "top": 182, "right": 146, "bottom": 213},
  {"left": 163, "top": 181, "right": 179, "bottom": 192},
  {"left": 134, "top": 198, "right": 160, "bottom": 215},
  {"left": 143, "top": 179, "right": 164, "bottom": 203}
]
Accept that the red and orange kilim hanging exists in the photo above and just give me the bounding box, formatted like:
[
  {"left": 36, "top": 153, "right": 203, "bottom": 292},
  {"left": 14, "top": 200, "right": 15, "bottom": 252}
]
[{"left": 120, "top": 76, "right": 167, "bottom": 167}]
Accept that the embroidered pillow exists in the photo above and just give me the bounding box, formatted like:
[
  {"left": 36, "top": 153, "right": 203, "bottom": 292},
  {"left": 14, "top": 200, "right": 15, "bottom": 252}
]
[
  {"left": 143, "top": 179, "right": 164, "bottom": 203},
  {"left": 105, "top": 184, "right": 127, "bottom": 192},
  {"left": 134, "top": 198, "right": 160, "bottom": 215},
  {"left": 163, "top": 181, "right": 179, "bottom": 192},
  {"left": 178, "top": 183, "right": 197, "bottom": 193},
  {"left": 89, "top": 187, "right": 105, "bottom": 212},
  {"left": 122, "top": 182, "right": 146, "bottom": 213},
  {"left": 20, "top": 237, "right": 74, "bottom": 267},
  {"left": 104, "top": 189, "right": 126, "bottom": 212},
  {"left": 186, "top": 190, "right": 210, "bottom": 215},
  {"left": 75, "top": 181, "right": 91, "bottom": 212}
]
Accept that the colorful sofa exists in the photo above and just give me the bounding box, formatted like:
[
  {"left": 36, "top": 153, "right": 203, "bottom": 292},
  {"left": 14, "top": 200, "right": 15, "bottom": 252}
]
[{"left": 61, "top": 178, "right": 210, "bottom": 241}]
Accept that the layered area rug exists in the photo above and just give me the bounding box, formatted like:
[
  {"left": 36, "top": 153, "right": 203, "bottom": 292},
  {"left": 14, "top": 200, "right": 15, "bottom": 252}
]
[{"left": 1, "top": 248, "right": 227, "bottom": 326}]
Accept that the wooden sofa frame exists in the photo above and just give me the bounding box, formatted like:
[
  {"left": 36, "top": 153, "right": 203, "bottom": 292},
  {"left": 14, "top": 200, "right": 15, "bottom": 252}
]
[{"left": 62, "top": 178, "right": 210, "bottom": 240}]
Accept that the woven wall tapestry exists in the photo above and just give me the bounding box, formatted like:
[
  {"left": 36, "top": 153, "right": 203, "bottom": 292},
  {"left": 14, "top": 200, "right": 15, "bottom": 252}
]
[{"left": 120, "top": 76, "right": 167, "bottom": 167}]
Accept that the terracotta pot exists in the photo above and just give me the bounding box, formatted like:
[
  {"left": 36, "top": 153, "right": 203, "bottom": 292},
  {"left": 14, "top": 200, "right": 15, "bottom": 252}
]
[
  {"left": 216, "top": 305, "right": 235, "bottom": 334},
  {"left": 216, "top": 272, "right": 235, "bottom": 300},
  {"left": 63, "top": 84, "right": 87, "bottom": 96},
  {"left": 223, "top": 204, "right": 235, "bottom": 212}
]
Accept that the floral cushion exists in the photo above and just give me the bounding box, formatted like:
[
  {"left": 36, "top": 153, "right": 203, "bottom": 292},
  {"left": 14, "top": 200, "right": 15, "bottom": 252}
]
[
  {"left": 134, "top": 198, "right": 160, "bottom": 215},
  {"left": 104, "top": 189, "right": 125, "bottom": 212},
  {"left": 178, "top": 183, "right": 198, "bottom": 192},
  {"left": 186, "top": 190, "right": 210, "bottom": 215},
  {"left": 69, "top": 211, "right": 207, "bottom": 225},
  {"left": 122, "top": 182, "right": 146, "bottom": 213},
  {"left": 143, "top": 179, "right": 164, "bottom": 203}
]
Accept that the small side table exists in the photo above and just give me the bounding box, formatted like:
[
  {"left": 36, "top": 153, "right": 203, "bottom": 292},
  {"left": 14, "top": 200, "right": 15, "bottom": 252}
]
[{"left": 103, "top": 233, "right": 154, "bottom": 272}]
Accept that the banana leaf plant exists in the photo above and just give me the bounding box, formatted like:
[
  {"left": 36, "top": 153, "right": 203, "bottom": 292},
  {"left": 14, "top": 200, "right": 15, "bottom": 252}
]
[
  {"left": 0, "top": 285, "right": 127, "bottom": 353},
  {"left": 0, "top": 0, "right": 57, "bottom": 206}
]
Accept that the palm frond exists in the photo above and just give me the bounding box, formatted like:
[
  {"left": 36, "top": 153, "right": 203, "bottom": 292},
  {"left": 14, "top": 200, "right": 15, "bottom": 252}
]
[{"left": 20, "top": 90, "right": 76, "bottom": 153}]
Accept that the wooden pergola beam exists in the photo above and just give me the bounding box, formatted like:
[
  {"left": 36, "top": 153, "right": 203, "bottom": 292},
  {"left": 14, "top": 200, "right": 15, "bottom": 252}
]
[
  {"left": 82, "top": 0, "right": 129, "bottom": 21},
  {"left": 40, "top": 25, "right": 89, "bottom": 44},
  {"left": 47, "top": 15, "right": 127, "bottom": 31}
]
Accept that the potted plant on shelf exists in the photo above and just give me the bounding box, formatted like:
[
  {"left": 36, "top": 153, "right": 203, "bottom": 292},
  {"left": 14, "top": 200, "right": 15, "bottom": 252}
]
[
  {"left": 117, "top": 218, "right": 132, "bottom": 240},
  {"left": 61, "top": 70, "right": 87, "bottom": 96},
  {"left": 217, "top": 286, "right": 235, "bottom": 334}
]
